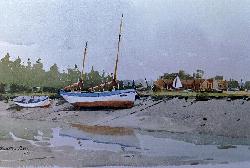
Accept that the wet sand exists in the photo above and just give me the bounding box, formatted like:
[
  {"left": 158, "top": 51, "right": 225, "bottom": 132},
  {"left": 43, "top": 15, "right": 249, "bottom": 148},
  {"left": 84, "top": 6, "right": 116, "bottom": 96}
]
[{"left": 1, "top": 97, "right": 250, "bottom": 167}]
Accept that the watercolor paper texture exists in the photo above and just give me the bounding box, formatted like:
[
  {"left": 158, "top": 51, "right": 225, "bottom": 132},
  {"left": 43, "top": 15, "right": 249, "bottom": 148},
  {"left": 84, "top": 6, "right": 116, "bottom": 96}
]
[{"left": 0, "top": 0, "right": 249, "bottom": 167}]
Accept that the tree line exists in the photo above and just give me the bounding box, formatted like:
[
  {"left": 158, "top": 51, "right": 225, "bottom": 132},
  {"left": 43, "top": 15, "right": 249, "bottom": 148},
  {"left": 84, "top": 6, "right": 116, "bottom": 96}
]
[
  {"left": 160, "top": 69, "right": 205, "bottom": 80},
  {"left": 0, "top": 53, "right": 114, "bottom": 93}
]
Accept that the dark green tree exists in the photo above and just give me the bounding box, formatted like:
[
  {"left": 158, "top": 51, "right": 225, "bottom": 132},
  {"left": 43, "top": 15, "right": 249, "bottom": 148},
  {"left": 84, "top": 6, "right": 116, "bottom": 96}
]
[
  {"left": 195, "top": 69, "right": 204, "bottom": 79},
  {"left": 46, "top": 63, "right": 61, "bottom": 87},
  {"left": 0, "top": 53, "right": 115, "bottom": 93},
  {"left": 245, "top": 81, "right": 250, "bottom": 90},
  {"left": 214, "top": 75, "right": 224, "bottom": 80},
  {"left": 228, "top": 79, "right": 239, "bottom": 89}
]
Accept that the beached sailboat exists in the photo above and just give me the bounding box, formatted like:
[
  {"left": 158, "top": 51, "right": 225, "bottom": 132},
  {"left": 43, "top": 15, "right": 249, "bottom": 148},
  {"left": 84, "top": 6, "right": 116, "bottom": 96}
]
[
  {"left": 60, "top": 14, "right": 136, "bottom": 108},
  {"left": 13, "top": 96, "right": 50, "bottom": 108},
  {"left": 172, "top": 75, "right": 182, "bottom": 89}
]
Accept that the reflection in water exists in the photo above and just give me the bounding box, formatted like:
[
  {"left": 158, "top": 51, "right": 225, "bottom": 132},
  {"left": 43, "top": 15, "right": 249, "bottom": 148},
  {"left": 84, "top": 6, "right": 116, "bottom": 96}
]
[
  {"left": 71, "top": 124, "right": 134, "bottom": 136},
  {"left": 50, "top": 128, "right": 122, "bottom": 152},
  {"left": 8, "top": 126, "right": 250, "bottom": 164},
  {"left": 9, "top": 131, "right": 42, "bottom": 146},
  {"left": 60, "top": 126, "right": 140, "bottom": 149},
  {"left": 137, "top": 133, "right": 250, "bottom": 162}
]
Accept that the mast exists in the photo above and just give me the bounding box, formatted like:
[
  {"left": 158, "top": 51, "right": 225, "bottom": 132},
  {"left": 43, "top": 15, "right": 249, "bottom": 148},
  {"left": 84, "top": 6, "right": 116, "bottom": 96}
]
[
  {"left": 82, "top": 41, "right": 88, "bottom": 79},
  {"left": 113, "top": 14, "right": 123, "bottom": 81}
]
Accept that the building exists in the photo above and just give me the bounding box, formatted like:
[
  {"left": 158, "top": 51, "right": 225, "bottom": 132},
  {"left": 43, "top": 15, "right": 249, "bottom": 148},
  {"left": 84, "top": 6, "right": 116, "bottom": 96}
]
[
  {"left": 153, "top": 78, "right": 228, "bottom": 92},
  {"left": 153, "top": 79, "right": 173, "bottom": 91},
  {"left": 200, "top": 79, "right": 213, "bottom": 91}
]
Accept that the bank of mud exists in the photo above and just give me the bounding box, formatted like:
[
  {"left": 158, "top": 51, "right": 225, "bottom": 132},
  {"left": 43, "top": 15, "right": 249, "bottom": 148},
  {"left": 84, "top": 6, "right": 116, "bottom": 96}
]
[{"left": 0, "top": 97, "right": 250, "bottom": 167}]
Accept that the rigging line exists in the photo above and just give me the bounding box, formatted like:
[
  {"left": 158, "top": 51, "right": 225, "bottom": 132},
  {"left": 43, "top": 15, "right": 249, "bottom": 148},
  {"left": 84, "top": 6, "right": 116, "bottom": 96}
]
[{"left": 95, "top": 99, "right": 164, "bottom": 126}]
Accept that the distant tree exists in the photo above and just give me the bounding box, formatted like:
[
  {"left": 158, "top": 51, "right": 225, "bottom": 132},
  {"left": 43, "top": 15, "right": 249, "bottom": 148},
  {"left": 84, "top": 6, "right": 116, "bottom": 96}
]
[
  {"left": 161, "top": 70, "right": 193, "bottom": 80},
  {"left": 46, "top": 63, "right": 61, "bottom": 87},
  {"left": 0, "top": 53, "right": 114, "bottom": 92},
  {"left": 178, "top": 70, "right": 185, "bottom": 79},
  {"left": 161, "top": 73, "right": 177, "bottom": 80},
  {"left": 195, "top": 69, "right": 204, "bottom": 79},
  {"left": 0, "top": 53, "right": 12, "bottom": 83},
  {"left": 214, "top": 75, "right": 223, "bottom": 80},
  {"left": 101, "top": 70, "right": 105, "bottom": 83},
  {"left": 1, "top": 53, "right": 11, "bottom": 64},
  {"left": 178, "top": 70, "right": 193, "bottom": 80},
  {"left": 66, "top": 67, "right": 81, "bottom": 85},
  {"left": 245, "top": 81, "right": 250, "bottom": 90},
  {"left": 88, "top": 66, "right": 102, "bottom": 87},
  {"left": 0, "top": 83, "right": 5, "bottom": 93},
  {"left": 32, "top": 58, "right": 46, "bottom": 86},
  {"left": 12, "top": 56, "right": 23, "bottom": 84},
  {"left": 228, "top": 79, "right": 239, "bottom": 89},
  {"left": 23, "top": 58, "right": 33, "bottom": 86}
]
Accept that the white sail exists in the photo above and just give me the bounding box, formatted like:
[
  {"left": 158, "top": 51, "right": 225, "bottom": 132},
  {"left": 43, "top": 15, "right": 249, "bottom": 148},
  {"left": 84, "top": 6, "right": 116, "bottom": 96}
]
[{"left": 172, "top": 76, "right": 182, "bottom": 89}]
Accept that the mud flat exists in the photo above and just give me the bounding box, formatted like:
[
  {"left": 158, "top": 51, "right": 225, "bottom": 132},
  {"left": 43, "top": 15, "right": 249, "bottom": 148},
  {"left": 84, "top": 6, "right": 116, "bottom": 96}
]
[{"left": 1, "top": 97, "right": 250, "bottom": 167}]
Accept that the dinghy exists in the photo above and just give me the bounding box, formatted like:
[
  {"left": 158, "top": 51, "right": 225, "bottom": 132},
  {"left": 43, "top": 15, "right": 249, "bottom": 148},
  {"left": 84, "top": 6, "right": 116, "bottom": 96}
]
[{"left": 13, "top": 96, "right": 50, "bottom": 108}]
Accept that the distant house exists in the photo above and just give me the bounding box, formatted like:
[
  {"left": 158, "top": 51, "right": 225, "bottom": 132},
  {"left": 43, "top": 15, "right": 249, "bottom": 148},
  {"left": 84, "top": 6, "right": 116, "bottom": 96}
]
[
  {"left": 154, "top": 78, "right": 228, "bottom": 92},
  {"left": 200, "top": 79, "right": 213, "bottom": 91},
  {"left": 182, "top": 79, "right": 205, "bottom": 91},
  {"left": 154, "top": 79, "right": 204, "bottom": 91},
  {"left": 153, "top": 79, "right": 173, "bottom": 91},
  {"left": 181, "top": 80, "right": 194, "bottom": 90},
  {"left": 213, "top": 80, "right": 228, "bottom": 91},
  {"left": 199, "top": 79, "right": 228, "bottom": 91},
  {"left": 193, "top": 79, "right": 206, "bottom": 91}
]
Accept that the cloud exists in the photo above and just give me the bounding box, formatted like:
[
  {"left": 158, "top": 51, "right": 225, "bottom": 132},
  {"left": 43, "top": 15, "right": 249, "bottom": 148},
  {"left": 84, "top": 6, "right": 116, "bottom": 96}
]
[
  {"left": 0, "top": 40, "right": 35, "bottom": 47},
  {"left": 0, "top": 0, "right": 250, "bottom": 80}
]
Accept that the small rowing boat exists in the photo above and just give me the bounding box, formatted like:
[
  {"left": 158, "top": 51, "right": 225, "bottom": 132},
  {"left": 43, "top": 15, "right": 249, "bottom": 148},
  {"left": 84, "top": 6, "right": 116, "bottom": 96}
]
[{"left": 13, "top": 96, "right": 50, "bottom": 108}]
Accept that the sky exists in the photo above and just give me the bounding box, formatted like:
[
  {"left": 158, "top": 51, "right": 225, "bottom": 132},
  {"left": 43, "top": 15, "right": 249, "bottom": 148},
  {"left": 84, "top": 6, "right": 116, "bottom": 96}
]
[{"left": 0, "top": 0, "right": 249, "bottom": 81}]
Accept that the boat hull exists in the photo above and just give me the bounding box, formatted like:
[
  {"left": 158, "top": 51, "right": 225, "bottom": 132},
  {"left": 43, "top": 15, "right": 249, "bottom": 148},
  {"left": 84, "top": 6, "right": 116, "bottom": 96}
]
[
  {"left": 14, "top": 98, "right": 51, "bottom": 108},
  {"left": 60, "top": 89, "right": 136, "bottom": 108},
  {"left": 74, "top": 101, "right": 134, "bottom": 108}
]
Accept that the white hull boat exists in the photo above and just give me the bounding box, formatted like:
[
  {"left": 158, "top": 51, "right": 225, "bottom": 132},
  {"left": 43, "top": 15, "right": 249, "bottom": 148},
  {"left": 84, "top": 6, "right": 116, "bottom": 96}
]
[
  {"left": 61, "top": 15, "right": 137, "bottom": 109},
  {"left": 60, "top": 89, "right": 136, "bottom": 108},
  {"left": 13, "top": 96, "right": 51, "bottom": 108}
]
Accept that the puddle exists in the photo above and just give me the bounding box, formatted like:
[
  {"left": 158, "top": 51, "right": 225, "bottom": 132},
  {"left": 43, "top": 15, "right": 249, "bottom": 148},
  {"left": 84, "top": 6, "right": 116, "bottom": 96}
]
[
  {"left": 136, "top": 133, "right": 250, "bottom": 162},
  {"left": 50, "top": 128, "right": 123, "bottom": 152},
  {"left": 5, "top": 123, "right": 250, "bottom": 164},
  {"left": 9, "top": 131, "right": 41, "bottom": 146},
  {"left": 59, "top": 127, "right": 141, "bottom": 152},
  {"left": 71, "top": 124, "right": 134, "bottom": 136},
  {"left": 9, "top": 127, "right": 139, "bottom": 153}
]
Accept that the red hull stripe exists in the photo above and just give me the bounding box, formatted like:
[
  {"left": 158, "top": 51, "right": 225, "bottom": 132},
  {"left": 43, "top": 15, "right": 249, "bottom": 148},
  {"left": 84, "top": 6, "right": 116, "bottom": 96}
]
[{"left": 74, "top": 101, "right": 134, "bottom": 108}]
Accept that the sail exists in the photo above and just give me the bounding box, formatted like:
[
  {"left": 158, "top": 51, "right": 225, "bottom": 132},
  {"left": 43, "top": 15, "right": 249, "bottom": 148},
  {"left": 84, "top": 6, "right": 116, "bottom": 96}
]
[{"left": 172, "top": 76, "right": 182, "bottom": 89}]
